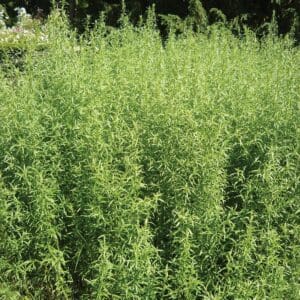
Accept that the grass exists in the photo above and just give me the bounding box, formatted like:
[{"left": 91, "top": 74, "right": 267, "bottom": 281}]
[{"left": 0, "top": 11, "right": 299, "bottom": 299}]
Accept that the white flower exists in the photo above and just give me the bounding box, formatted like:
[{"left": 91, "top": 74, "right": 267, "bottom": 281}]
[
  {"left": 14, "top": 7, "right": 31, "bottom": 24},
  {"left": 0, "top": 10, "right": 6, "bottom": 29},
  {"left": 15, "top": 7, "right": 26, "bottom": 16}
]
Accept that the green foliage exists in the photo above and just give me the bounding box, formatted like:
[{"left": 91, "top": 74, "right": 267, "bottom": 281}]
[
  {"left": 159, "top": 14, "right": 186, "bottom": 35},
  {"left": 186, "top": 0, "right": 207, "bottom": 31},
  {"left": 1, "top": 1, "right": 300, "bottom": 38},
  {"left": 159, "top": 0, "right": 208, "bottom": 35},
  {"left": 0, "top": 10, "right": 299, "bottom": 299}
]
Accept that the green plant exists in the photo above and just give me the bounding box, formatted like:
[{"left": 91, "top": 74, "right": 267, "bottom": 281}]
[{"left": 0, "top": 9, "right": 299, "bottom": 299}]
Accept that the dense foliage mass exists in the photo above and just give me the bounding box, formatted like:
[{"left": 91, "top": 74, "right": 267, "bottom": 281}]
[
  {"left": 1, "top": 0, "right": 299, "bottom": 38},
  {"left": 0, "top": 11, "right": 299, "bottom": 299}
]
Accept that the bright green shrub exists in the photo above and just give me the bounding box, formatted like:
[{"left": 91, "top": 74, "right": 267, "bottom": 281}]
[{"left": 0, "top": 10, "right": 299, "bottom": 299}]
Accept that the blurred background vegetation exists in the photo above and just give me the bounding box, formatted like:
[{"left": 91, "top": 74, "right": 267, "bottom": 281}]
[{"left": 0, "top": 0, "right": 299, "bottom": 38}]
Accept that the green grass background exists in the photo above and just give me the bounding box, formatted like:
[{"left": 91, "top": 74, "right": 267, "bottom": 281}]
[{"left": 0, "top": 11, "right": 299, "bottom": 299}]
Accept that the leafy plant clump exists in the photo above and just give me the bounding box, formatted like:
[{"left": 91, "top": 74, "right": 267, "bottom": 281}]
[{"left": 0, "top": 10, "right": 299, "bottom": 299}]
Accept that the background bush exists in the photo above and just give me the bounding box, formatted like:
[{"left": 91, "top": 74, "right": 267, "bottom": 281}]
[{"left": 0, "top": 11, "right": 299, "bottom": 299}]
